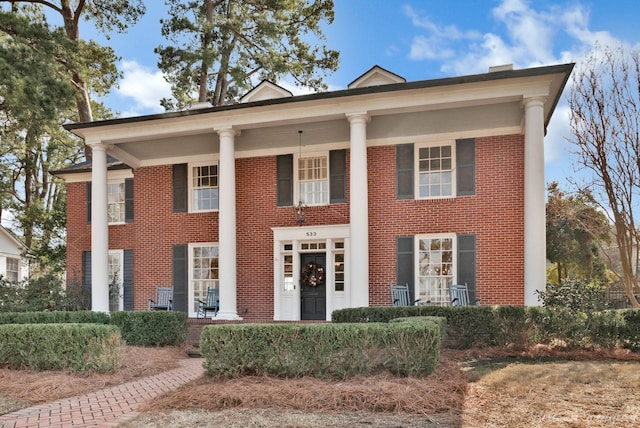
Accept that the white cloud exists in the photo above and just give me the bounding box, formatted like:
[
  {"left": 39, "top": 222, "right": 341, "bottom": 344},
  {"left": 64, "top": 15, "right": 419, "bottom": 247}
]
[
  {"left": 404, "top": 5, "right": 480, "bottom": 62},
  {"left": 410, "top": 35, "right": 455, "bottom": 60},
  {"left": 405, "top": 0, "right": 624, "bottom": 76},
  {"left": 115, "top": 60, "right": 172, "bottom": 116}
]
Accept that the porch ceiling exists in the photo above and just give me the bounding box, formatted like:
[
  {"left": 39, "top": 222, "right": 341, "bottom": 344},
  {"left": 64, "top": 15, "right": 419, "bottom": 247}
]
[{"left": 110, "top": 100, "right": 523, "bottom": 167}]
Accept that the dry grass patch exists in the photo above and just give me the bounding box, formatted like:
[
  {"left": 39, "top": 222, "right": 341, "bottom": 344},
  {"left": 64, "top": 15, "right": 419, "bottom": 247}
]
[
  {"left": 140, "top": 357, "right": 466, "bottom": 415},
  {"left": 122, "top": 408, "right": 454, "bottom": 427},
  {"left": 462, "top": 360, "right": 640, "bottom": 427}
]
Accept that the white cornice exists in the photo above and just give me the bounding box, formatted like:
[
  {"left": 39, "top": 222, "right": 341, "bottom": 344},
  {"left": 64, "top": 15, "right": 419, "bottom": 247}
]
[{"left": 69, "top": 75, "right": 557, "bottom": 146}]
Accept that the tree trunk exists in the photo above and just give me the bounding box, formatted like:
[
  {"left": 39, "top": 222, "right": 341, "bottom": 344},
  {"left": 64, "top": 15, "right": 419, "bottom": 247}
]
[{"left": 61, "top": 0, "right": 93, "bottom": 159}]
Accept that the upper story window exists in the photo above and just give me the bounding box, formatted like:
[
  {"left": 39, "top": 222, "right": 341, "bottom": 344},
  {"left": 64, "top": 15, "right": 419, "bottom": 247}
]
[
  {"left": 5, "top": 257, "right": 19, "bottom": 282},
  {"left": 86, "top": 176, "right": 133, "bottom": 225},
  {"left": 417, "top": 144, "right": 454, "bottom": 198},
  {"left": 396, "top": 139, "right": 475, "bottom": 200},
  {"left": 190, "top": 163, "right": 219, "bottom": 212},
  {"left": 107, "top": 181, "right": 126, "bottom": 223},
  {"left": 297, "top": 155, "right": 328, "bottom": 205},
  {"left": 277, "top": 150, "right": 345, "bottom": 208}
]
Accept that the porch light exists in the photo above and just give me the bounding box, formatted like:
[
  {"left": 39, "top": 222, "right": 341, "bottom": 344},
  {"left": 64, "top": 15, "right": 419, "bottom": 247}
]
[
  {"left": 294, "top": 200, "right": 307, "bottom": 226},
  {"left": 294, "top": 129, "right": 307, "bottom": 226}
]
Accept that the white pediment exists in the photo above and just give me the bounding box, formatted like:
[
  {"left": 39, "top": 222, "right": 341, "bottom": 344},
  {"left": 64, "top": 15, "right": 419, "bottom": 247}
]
[
  {"left": 240, "top": 81, "right": 293, "bottom": 103},
  {"left": 348, "top": 65, "right": 406, "bottom": 89}
]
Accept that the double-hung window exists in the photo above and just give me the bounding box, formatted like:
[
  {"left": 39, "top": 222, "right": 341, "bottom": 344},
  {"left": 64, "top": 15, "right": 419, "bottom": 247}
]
[
  {"left": 5, "top": 257, "right": 19, "bottom": 282},
  {"left": 190, "top": 244, "right": 219, "bottom": 314},
  {"left": 191, "top": 163, "right": 219, "bottom": 212},
  {"left": 108, "top": 250, "right": 123, "bottom": 311},
  {"left": 397, "top": 139, "right": 474, "bottom": 200},
  {"left": 107, "top": 181, "right": 126, "bottom": 223},
  {"left": 416, "top": 235, "right": 455, "bottom": 305},
  {"left": 417, "top": 144, "right": 453, "bottom": 198},
  {"left": 297, "top": 155, "right": 328, "bottom": 205}
]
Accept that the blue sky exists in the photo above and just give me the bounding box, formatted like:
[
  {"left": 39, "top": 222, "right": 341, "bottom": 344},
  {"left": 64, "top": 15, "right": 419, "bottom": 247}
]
[{"left": 46, "top": 1, "right": 640, "bottom": 187}]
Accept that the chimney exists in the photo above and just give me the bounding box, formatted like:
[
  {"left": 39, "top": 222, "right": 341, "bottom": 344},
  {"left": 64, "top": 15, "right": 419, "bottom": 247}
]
[{"left": 488, "top": 64, "right": 514, "bottom": 72}]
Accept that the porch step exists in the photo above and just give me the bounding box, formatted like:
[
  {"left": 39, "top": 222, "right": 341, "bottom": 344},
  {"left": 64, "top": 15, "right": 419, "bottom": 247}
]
[{"left": 187, "top": 348, "right": 202, "bottom": 358}]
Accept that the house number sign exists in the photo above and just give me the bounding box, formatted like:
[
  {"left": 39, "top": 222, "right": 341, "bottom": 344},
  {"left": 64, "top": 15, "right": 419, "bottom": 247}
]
[{"left": 305, "top": 231, "right": 317, "bottom": 237}]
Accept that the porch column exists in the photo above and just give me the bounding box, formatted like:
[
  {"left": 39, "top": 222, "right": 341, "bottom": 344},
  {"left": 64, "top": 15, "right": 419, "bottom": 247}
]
[
  {"left": 89, "top": 142, "right": 110, "bottom": 312},
  {"left": 217, "top": 128, "right": 242, "bottom": 320},
  {"left": 523, "top": 97, "right": 546, "bottom": 306},
  {"left": 347, "top": 113, "right": 370, "bottom": 307}
]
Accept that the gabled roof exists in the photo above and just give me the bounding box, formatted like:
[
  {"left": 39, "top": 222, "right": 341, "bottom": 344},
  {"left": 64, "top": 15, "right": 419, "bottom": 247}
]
[
  {"left": 0, "top": 225, "right": 28, "bottom": 251},
  {"left": 240, "top": 80, "right": 293, "bottom": 103},
  {"left": 348, "top": 65, "right": 406, "bottom": 89}
]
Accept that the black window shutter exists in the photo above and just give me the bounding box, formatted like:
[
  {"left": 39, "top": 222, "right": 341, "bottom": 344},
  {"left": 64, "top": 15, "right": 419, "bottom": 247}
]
[
  {"left": 456, "top": 138, "right": 476, "bottom": 196},
  {"left": 124, "top": 178, "right": 134, "bottom": 222},
  {"left": 457, "top": 234, "right": 477, "bottom": 302},
  {"left": 172, "top": 244, "right": 188, "bottom": 313},
  {"left": 396, "top": 236, "right": 415, "bottom": 302},
  {"left": 172, "top": 164, "right": 188, "bottom": 213},
  {"left": 86, "top": 182, "right": 92, "bottom": 224},
  {"left": 123, "top": 249, "right": 134, "bottom": 310},
  {"left": 82, "top": 251, "right": 92, "bottom": 310},
  {"left": 329, "top": 149, "right": 346, "bottom": 203},
  {"left": 396, "top": 144, "right": 414, "bottom": 199},
  {"left": 276, "top": 154, "right": 293, "bottom": 206}
]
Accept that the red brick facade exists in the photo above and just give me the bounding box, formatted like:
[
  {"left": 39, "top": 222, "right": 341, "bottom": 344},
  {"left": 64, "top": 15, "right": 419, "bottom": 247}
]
[{"left": 66, "top": 133, "right": 525, "bottom": 319}]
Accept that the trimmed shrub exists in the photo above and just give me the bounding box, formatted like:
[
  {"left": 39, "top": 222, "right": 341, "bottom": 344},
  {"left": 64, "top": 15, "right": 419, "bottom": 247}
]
[
  {"left": 110, "top": 311, "right": 188, "bottom": 346},
  {"left": 200, "top": 318, "right": 445, "bottom": 379},
  {"left": 0, "top": 323, "right": 124, "bottom": 372},
  {"left": 332, "top": 306, "right": 640, "bottom": 351},
  {"left": 332, "top": 306, "right": 498, "bottom": 348},
  {"left": 0, "top": 311, "right": 111, "bottom": 325}
]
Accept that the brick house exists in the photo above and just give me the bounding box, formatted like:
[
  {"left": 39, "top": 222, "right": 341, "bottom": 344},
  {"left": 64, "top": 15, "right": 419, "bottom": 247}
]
[{"left": 55, "top": 63, "right": 573, "bottom": 321}]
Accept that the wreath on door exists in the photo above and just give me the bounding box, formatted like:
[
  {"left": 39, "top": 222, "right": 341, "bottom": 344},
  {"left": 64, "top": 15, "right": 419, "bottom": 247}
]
[{"left": 302, "top": 262, "right": 324, "bottom": 287}]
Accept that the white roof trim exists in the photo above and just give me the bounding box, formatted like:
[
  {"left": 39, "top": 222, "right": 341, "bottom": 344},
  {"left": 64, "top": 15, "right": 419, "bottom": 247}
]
[
  {"left": 240, "top": 81, "right": 293, "bottom": 103},
  {"left": 348, "top": 65, "right": 406, "bottom": 89},
  {"left": 0, "top": 225, "right": 27, "bottom": 251}
]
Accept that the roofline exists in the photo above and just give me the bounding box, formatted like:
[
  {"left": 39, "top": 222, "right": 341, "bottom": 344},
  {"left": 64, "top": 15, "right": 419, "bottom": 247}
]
[
  {"left": 64, "top": 63, "right": 575, "bottom": 132},
  {"left": 347, "top": 64, "right": 407, "bottom": 87},
  {"left": 50, "top": 162, "right": 131, "bottom": 176},
  {"left": 0, "top": 225, "right": 28, "bottom": 251}
]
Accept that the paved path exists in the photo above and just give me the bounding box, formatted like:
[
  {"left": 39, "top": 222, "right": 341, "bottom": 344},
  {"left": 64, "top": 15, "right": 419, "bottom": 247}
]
[{"left": 0, "top": 358, "right": 204, "bottom": 427}]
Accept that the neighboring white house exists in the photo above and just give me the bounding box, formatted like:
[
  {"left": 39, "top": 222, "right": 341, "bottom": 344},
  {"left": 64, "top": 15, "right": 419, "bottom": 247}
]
[{"left": 0, "top": 225, "right": 28, "bottom": 283}]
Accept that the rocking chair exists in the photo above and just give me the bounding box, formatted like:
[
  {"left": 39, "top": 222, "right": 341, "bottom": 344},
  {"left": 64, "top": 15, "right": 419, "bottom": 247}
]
[{"left": 197, "top": 287, "right": 220, "bottom": 318}]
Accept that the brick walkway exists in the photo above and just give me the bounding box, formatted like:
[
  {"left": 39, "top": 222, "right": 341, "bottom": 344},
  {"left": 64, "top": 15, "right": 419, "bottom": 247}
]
[{"left": 0, "top": 358, "right": 204, "bottom": 427}]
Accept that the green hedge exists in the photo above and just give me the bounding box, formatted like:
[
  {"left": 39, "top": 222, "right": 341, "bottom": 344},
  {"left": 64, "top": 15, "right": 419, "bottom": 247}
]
[
  {"left": 110, "top": 311, "right": 188, "bottom": 346},
  {"left": 332, "top": 306, "right": 640, "bottom": 351},
  {"left": 0, "top": 323, "right": 124, "bottom": 372},
  {"left": 0, "top": 311, "right": 111, "bottom": 325},
  {"left": 200, "top": 317, "right": 445, "bottom": 379}
]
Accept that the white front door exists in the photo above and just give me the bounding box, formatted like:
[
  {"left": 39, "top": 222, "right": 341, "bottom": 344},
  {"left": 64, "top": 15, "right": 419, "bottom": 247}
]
[{"left": 272, "top": 225, "right": 351, "bottom": 321}]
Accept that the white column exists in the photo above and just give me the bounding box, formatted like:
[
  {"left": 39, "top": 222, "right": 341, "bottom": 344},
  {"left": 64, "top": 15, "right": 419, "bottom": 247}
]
[
  {"left": 217, "top": 128, "right": 242, "bottom": 320},
  {"left": 347, "top": 113, "right": 370, "bottom": 307},
  {"left": 89, "top": 143, "right": 110, "bottom": 313},
  {"left": 523, "top": 97, "right": 546, "bottom": 306}
]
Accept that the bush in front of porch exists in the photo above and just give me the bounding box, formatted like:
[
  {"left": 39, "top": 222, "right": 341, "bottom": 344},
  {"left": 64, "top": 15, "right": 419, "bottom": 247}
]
[
  {"left": 332, "top": 305, "right": 640, "bottom": 351},
  {"left": 199, "top": 317, "right": 445, "bottom": 379}
]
